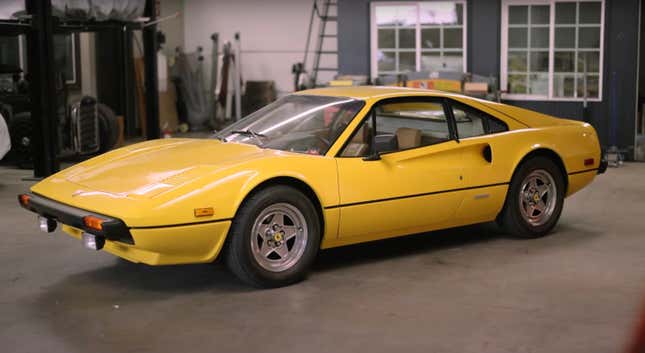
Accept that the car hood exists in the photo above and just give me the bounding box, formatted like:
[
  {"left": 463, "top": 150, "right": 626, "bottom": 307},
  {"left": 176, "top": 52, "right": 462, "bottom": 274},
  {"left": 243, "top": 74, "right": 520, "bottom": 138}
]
[{"left": 63, "top": 138, "right": 265, "bottom": 198}]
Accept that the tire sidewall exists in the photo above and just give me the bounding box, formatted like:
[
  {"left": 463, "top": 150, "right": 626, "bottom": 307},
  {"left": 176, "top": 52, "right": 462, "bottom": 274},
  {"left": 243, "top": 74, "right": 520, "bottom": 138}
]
[
  {"left": 505, "top": 157, "right": 565, "bottom": 237},
  {"left": 228, "top": 186, "right": 320, "bottom": 287}
]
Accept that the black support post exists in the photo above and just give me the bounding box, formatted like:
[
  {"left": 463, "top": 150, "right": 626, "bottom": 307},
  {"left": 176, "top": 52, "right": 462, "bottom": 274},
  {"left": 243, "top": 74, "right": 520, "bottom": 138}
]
[
  {"left": 26, "top": 0, "right": 59, "bottom": 177},
  {"left": 143, "top": 0, "right": 160, "bottom": 140}
]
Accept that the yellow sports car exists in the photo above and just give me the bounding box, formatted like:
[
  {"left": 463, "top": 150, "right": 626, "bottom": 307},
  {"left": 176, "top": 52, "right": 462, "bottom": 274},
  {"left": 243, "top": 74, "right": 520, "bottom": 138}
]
[{"left": 18, "top": 86, "right": 606, "bottom": 287}]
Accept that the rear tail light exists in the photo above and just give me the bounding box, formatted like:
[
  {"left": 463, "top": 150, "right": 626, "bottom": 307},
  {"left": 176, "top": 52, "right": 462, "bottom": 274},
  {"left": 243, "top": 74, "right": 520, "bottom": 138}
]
[
  {"left": 584, "top": 158, "right": 595, "bottom": 166},
  {"left": 83, "top": 215, "right": 105, "bottom": 231}
]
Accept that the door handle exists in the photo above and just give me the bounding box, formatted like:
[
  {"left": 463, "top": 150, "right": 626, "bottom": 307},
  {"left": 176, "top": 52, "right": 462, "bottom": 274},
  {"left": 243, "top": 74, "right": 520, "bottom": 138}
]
[{"left": 482, "top": 145, "right": 492, "bottom": 163}]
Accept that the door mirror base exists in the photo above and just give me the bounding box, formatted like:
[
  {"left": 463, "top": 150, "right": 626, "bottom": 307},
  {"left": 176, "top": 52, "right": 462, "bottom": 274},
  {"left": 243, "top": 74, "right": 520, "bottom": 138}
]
[{"left": 362, "top": 152, "right": 381, "bottom": 161}]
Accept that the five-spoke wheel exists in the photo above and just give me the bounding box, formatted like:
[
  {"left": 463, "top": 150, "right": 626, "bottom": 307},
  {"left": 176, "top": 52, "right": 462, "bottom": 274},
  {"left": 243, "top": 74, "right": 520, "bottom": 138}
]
[
  {"left": 225, "top": 185, "right": 320, "bottom": 287},
  {"left": 501, "top": 156, "right": 565, "bottom": 238}
]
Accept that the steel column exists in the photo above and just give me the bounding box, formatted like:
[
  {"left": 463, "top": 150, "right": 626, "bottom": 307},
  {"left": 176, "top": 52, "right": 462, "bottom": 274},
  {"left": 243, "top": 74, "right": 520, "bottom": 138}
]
[
  {"left": 26, "top": 0, "right": 59, "bottom": 177},
  {"left": 143, "top": 0, "right": 160, "bottom": 140}
]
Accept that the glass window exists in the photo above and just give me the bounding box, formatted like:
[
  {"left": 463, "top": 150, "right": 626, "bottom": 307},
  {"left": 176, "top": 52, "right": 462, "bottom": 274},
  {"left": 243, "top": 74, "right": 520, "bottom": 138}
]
[
  {"left": 0, "top": 36, "right": 20, "bottom": 68},
  {"left": 450, "top": 102, "right": 509, "bottom": 138},
  {"left": 503, "top": 1, "right": 603, "bottom": 100},
  {"left": 340, "top": 100, "right": 451, "bottom": 157},
  {"left": 505, "top": 4, "right": 550, "bottom": 96},
  {"left": 372, "top": 1, "right": 466, "bottom": 77},
  {"left": 217, "top": 95, "right": 364, "bottom": 156}
]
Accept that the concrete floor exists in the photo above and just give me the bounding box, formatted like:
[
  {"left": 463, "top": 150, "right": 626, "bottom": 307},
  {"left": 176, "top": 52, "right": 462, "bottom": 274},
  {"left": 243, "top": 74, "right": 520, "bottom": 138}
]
[{"left": 1, "top": 164, "right": 644, "bottom": 353}]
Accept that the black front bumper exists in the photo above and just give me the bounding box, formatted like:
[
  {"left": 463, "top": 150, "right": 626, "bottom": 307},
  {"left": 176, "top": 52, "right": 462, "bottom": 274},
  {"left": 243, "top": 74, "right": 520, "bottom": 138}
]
[{"left": 18, "top": 193, "right": 134, "bottom": 244}]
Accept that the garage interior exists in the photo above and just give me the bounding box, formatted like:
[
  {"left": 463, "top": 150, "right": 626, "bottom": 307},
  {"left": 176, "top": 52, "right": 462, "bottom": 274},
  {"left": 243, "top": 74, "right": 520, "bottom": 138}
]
[{"left": 1, "top": 1, "right": 645, "bottom": 352}]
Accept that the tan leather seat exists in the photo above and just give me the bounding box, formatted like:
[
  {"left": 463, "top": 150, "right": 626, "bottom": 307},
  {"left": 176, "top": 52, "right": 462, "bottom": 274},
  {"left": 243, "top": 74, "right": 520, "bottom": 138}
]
[
  {"left": 396, "top": 127, "right": 421, "bottom": 150},
  {"left": 341, "top": 125, "right": 369, "bottom": 157}
]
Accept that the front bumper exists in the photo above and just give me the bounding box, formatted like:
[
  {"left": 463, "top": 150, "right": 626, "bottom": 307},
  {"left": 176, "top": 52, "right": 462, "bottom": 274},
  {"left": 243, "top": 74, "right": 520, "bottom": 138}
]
[
  {"left": 18, "top": 192, "right": 231, "bottom": 265},
  {"left": 18, "top": 193, "right": 134, "bottom": 244}
]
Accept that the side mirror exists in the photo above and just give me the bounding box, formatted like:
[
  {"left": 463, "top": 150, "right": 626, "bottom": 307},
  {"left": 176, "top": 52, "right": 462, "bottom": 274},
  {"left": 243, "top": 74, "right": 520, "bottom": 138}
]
[{"left": 362, "top": 152, "right": 381, "bottom": 161}]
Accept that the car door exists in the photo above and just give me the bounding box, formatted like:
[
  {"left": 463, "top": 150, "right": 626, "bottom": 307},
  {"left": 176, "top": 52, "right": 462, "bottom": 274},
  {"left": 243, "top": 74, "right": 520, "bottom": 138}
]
[
  {"left": 444, "top": 99, "right": 512, "bottom": 224},
  {"left": 334, "top": 97, "right": 466, "bottom": 241}
]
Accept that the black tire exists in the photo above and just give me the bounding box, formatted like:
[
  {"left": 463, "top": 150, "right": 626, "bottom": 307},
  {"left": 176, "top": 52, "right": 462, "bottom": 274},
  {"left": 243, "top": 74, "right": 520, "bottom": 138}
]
[
  {"left": 9, "top": 112, "right": 33, "bottom": 168},
  {"left": 224, "top": 185, "right": 321, "bottom": 288},
  {"left": 500, "top": 156, "right": 565, "bottom": 238},
  {"left": 97, "top": 103, "right": 119, "bottom": 153}
]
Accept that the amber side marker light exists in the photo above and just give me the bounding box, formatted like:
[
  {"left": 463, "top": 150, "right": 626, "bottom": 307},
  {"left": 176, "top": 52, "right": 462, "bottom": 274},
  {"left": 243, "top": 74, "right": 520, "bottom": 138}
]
[
  {"left": 584, "top": 158, "right": 595, "bottom": 166},
  {"left": 18, "top": 194, "right": 31, "bottom": 207},
  {"left": 83, "top": 216, "right": 104, "bottom": 231},
  {"left": 194, "top": 207, "right": 214, "bottom": 217}
]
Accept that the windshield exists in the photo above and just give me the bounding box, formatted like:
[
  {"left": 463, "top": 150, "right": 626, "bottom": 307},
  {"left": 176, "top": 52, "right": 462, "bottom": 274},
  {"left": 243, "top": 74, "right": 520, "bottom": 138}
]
[{"left": 215, "top": 95, "right": 365, "bottom": 155}]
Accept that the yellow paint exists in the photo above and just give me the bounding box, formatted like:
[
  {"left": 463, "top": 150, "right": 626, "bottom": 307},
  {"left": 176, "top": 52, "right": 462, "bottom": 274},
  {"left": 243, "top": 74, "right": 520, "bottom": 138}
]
[{"left": 32, "top": 87, "right": 602, "bottom": 265}]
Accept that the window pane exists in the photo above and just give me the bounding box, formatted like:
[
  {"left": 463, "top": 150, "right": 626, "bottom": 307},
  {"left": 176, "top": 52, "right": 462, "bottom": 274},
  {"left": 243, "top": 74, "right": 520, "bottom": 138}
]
[
  {"left": 443, "top": 52, "right": 463, "bottom": 71},
  {"left": 444, "top": 28, "right": 463, "bottom": 48},
  {"left": 421, "top": 28, "right": 440, "bottom": 48},
  {"left": 528, "top": 73, "right": 548, "bottom": 95},
  {"left": 554, "top": 51, "right": 575, "bottom": 72},
  {"left": 421, "top": 52, "right": 441, "bottom": 71},
  {"left": 577, "top": 51, "right": 600, "bottom": 73},
  {"left": 378, "top": 28, "right": 395, "bottom": 49},
  {"left": 579, "top": 2, "right": 601, "bottom": 24},
  {"left": 453, "top": 109, "right": 485, "bottom": 138},
  {"left": 399, "top": 28, "right": 415, "bottom": 49},
  {"left": 509, "top": 27, "right": 528, "bottom": 48},
  {"left": 374, "top": 101, "right": 451, "bottom": 152},
  {"left": 509, "top": 6, "right": 528, "bottom": 24},
  {"left": 555, "top": 2, "right": 576, "bottom": 24},
  {"left": 577, "top": 75, "right": 599, "bottom": 98},
  {"left": 419, "top": 2, "right": 462, "bottom": 25},
  {"left": 579, "top": 27, "right": 600, "bottom": 48},
  {"left": 378, "top": 51, "right": 395, "bottom": 71},
  {"left": 376, "top": 5, "right": 416, "bottom": 26},
  {"left": 508, "top": 74, "right": 527, "bottom": 94},
  {"left": 554, "top": 74, "right": 576, "bottom": 97},
  {"left": 508, "top": 51, "right": 528, "bottom": 72},
  {"left": 0, "top": 36, "right": 20, "bottom": 67},
  {"left": 530, "top": 51, "right": 549, "bottom": 72},
  {"left": 398, "top": 52, "right": 416, "bottom": 71},
  {"left": 555, "top": 27, "right": 575, "bottom": 48},
  {"left": 531, "top": 5, "right": 550, "bottom": 25},
  {"left": 531, "top": 27, "right": 549, "bottom": 48}
]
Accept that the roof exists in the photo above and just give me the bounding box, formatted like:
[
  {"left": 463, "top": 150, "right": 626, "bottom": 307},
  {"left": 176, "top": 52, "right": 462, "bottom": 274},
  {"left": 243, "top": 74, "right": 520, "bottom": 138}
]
[{"left": 294, "top": 86, "right": 450, "bottom": 100}]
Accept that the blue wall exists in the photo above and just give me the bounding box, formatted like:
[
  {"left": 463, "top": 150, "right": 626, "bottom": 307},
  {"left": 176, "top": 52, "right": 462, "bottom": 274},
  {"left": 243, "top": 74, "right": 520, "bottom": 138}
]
[{"left": 337, "top": 0, "right": 639, "bottom": 152}]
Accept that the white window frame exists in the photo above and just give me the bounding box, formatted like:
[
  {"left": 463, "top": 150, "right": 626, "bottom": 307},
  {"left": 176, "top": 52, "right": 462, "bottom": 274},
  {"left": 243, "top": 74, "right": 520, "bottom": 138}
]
[
  {"left": 370, "top": 0, "right": 468, "bottom": 80},
  {"left": 501, "top": 0, "right": 605, "bottom": 102}
]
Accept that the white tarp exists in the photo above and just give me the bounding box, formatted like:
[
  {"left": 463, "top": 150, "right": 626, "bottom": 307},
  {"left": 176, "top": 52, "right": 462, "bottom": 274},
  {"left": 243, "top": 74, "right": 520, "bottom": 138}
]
[
  {"left": 0, "top": 114, "right": 11, "bottom": 161},
  {"left": 51, "top": 0, "right": 145, "bottom": 21}
]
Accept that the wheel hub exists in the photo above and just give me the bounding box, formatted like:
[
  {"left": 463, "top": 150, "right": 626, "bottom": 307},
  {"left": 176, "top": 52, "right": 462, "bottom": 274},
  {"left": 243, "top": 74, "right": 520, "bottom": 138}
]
[
  {"left": 518, "top": 169, "right": 557, "bottom": 226},
  {"left": 250, "top": 203, "right": 308, "bottom": 272}
]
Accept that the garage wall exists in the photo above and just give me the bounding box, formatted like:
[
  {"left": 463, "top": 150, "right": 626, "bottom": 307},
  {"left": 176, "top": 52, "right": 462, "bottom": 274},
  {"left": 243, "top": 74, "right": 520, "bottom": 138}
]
[
  {"left": 337, "top": 0, "right": 639, "bottom": 153},
  {"left": 183, "top": 0, "right": 337, "bottom": 95}
]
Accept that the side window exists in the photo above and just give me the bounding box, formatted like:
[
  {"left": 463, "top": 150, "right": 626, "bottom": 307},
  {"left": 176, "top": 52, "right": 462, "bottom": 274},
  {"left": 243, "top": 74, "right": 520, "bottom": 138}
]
[
  {"left": 450, "top": 102, "right": 509, "bottom": 138},
  {"left": 340, "top": 100, "right": 452, "bottom": 157}
]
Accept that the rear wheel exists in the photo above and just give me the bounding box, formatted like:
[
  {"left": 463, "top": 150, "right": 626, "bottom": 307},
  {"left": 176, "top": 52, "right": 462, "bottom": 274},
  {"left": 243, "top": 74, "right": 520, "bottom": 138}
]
[
  {"left": 224, "top": 185, "right": 321, "bottom": 287},
  {"left": 501, "top": 157, "right": 565, "bottom": 238}
]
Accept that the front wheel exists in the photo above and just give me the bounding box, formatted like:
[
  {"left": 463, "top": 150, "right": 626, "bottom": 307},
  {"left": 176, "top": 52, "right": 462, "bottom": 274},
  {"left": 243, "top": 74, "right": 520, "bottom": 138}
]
[
  {"left": 500, "top": 157, "right": 565, "bottom": 238},
  {"left": 224, "top": 185, "right": 321, "bottom": 287}
]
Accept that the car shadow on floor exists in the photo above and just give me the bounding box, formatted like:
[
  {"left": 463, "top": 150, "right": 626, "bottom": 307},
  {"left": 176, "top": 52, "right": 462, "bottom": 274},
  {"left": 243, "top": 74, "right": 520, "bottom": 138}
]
[{"left": 33, "top": 220, "right": 602, "bottom": 297}]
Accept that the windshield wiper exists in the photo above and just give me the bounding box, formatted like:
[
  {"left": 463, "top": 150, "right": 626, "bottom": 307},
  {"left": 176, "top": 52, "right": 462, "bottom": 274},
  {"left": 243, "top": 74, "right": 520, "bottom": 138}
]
[{"left": 231, "top": 129, "right": 266, "bottom": 144}]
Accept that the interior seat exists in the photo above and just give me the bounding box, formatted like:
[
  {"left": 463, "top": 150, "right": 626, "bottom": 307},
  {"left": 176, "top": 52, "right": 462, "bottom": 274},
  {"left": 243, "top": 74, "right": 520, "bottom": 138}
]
[{"left": 395, "top": 127, "right": 422, "bottom": 150}]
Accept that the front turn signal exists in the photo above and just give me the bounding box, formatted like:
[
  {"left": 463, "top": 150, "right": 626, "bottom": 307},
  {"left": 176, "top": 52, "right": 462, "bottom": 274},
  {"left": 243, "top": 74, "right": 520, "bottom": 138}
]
[
  {"left": 83, "top": 215, "right": 104, "bottom": 231},
  {"left": 194, "top": 207, "right": 214, "bottom": 217},
  {"left": 18, "top": 194, "right": 31, "bottom": 207}
]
